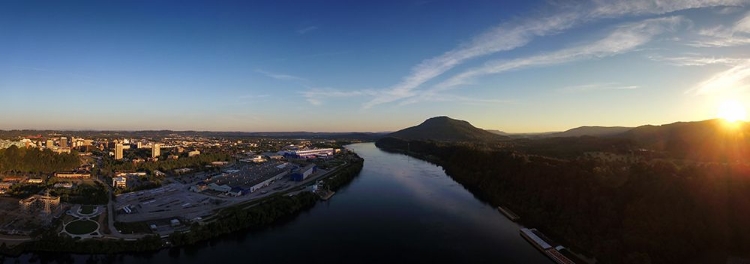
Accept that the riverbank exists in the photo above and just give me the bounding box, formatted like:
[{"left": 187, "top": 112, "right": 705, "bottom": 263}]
[
  {"left": 375, "top": 139, "right": 597, "bottom": 263},
  {"left": 0, "top": 153, "right": 365, "bottom": 256}
]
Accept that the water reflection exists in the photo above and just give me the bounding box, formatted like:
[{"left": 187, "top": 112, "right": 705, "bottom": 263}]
[{"left": 5, "top": 143, "right": 550, "bottom": 264}]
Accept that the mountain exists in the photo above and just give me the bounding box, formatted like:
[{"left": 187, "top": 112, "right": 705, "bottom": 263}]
[
  {"left": 621, "top": 119, "right": 750, "bottom": 160},
  {"left": 382, "top": 116, "right": 506, "bottom": 142},
  {"left": 486, "top": 129, "right": 509, "bottom": 136},
  {"left": 548, "top": 126, "right": 633, "bottom": 137}
]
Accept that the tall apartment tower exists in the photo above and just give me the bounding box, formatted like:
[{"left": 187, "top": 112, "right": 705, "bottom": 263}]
[
  {"left": 46, "top": 139, "right": 54, "bottom": 148},
  {"left": 152, "top": 143, "right": 161, "bottom": 158},
  {"left": 59, "top": 137, "right": 68, "bottom": 148},
  {"left": 115, "top": 143, "right": 124, "bottom": 160}
]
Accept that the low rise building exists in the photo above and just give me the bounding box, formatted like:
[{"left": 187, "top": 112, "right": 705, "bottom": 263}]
[
  {"left": 27, "top": 178, "right": 43, "bottom": 184},
  {"left": 208, "top": 183, "right": 231, "bottom": 192},
  {"left": 113, "top": 176, "right": 127, "bottom": 188},
  {"left": 54, "top": 172, "right": 91, "bottom": 178}
]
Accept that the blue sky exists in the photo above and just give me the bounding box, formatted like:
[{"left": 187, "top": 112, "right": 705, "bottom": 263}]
[{"left": 2, "top": 0, "right": 750, "bottom": 132}]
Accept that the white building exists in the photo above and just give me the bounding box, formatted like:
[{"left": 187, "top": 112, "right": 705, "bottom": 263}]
[
  {"left": 113, "top": 176, "right": 127, "bottom": 188},
  {"left": 152, "top": 144, "right": 161, "bottom": 158}
]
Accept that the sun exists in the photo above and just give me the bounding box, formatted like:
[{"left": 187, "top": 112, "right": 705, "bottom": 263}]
[{"left": 717, "top": 100, "right": 747, "bottom": 122}]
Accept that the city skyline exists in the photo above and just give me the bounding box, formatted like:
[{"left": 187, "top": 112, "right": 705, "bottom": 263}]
[{"left": 2, "top": 0, "right": 750, "bottom": 133}]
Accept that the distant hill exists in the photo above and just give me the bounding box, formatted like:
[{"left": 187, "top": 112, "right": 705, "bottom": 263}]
[
  {"left": 548, "top": 126, "right": 633, "bottom": 138},
  {"left": 486, "top": 129, "right": 509, "bottom": 136},
  {"left": 383, "top": 116, "right": 507, "bottom": 142},
  {"left": 621, "top": 119, "right": 750, "bottom": 160}
]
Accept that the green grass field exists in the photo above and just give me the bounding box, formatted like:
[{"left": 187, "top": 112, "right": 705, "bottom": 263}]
[{"left": 65, "top": 220, "right": 98, "bottom": 235}]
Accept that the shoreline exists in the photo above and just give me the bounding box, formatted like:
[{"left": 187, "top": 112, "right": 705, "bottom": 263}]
[
  {"left": 0, "top": 153, "right": 365, "bottom": 256},
  {"left": 374, "top": 141, "right": 596, "bottom": 264}
]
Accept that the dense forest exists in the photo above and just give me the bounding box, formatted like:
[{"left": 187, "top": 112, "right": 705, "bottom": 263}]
[
  {"left": 377, "top": 137, "right": 750, "bottom": 264},
  {"left": 0, "top": 146, "right": 80, "bottom": 173}
]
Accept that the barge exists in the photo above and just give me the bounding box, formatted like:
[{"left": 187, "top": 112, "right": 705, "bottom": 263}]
[
  {"left": 520, "top": 228, "right": 577, "bottom": 264},
  {"left": 497, "top": 205, "right": 520, "bottom": 221}
]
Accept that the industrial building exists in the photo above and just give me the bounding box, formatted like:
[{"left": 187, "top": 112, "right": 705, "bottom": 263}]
[
  {"left": 194, "top": 161, "right": 291, "bottom": 195},
  {"left": 208, "top": 183, "right": 231, "bottom": 192},
  {"left": 281, "top": 148, "right": 334, "bottom": 159},
  {"left": 290, "top": 164, "right": 317, "bottom": 182}
]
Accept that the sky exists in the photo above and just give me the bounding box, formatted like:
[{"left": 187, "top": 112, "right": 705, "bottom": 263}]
[{"left": 2, "top": 0, "right": 750, "bottom": 133}]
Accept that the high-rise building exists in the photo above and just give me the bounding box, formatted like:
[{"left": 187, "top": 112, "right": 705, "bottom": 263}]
[
  {"left": 59, "top": 137, "right": 68, "bottom": 148},
  {"left": 115, "top": 143, "right": 124, "bottom": 160},
  {"left": 46, "top": 139, "right": 54, "bottom": 148},
  {"left": 152, "top": 144, "right": 161, "bottom": 158},
  {"left": 137, "top": 142, "right": 142, "bottom": 149}
]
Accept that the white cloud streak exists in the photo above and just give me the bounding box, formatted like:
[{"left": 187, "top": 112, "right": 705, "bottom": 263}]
[
  {"left": 690, "top": 10, "right": 750, "bottom": 47},
  {"left": 648, "top": 55, "right": 745, "bottom": 66},
  {"left": 689, "top": 59, "right": 750, "bottom": 95},
  {"left": 361, "top": 10, "right": 583, "bottom": 108},
  {"left": 361, "top": 0, "right": 745, "bottom": 109},
  {"left": 255, "top": 69, "right": 308, "bottom": 82},
  {"left": 557, "top": 83, "right": 639, "bottom": 93},
  {"left": 588, "top": 0, "right": 748, "bottom": 17},
  {"left": 433, "top": 16, "right": 683, "bottom": 92},
  {"left": 301, "top": 88, "right": 375, "bottom": 106}
]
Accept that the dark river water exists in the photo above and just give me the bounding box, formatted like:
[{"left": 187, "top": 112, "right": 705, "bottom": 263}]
[{"left": 6, "top": 143, "right": 550, "bottom": 263}]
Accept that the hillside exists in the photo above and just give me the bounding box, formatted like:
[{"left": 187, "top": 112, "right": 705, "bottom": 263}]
[
  {"left": 383, "top": 116, "right": 506, "bottom": 142},
  {"left": 548, "top": 126, "right": 632, "bottom": 138},
  {"left": 486, "top": 129, "right": 509, "bottom": 136},
  {"left": 621, "top": 119, "right": 750, "bottom": 161}
]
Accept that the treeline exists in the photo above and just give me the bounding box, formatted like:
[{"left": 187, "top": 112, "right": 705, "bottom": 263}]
[
  {"left": 169, "top": 192, "right": 319, "bottom": 246},
  {"left": 323, "top": 153, "right": 364, "bottom": 192},
  {"left": 52, "top": 181, "right": 109, "bottom": 204},
  {"left": 376, "top": 138, "right": 750, "bottom": 264},
  {"left": 100, "top": 152, "right": 231, "bottom": 175},
  {"left": 0, "top": 146, "right": 80, "bottom": 173}
]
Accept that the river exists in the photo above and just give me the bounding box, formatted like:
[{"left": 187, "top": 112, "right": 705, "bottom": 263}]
[{"left": 5, "top": 143, "right": 551, "bottom": 263}]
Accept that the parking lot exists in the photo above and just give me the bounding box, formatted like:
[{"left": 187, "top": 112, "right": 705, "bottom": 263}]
[
  {"left": 114, "top": 183, "right": 227, "bottom": 223},
  {"left": 113, "top": 162, "right": 333, "bottom": 224}
]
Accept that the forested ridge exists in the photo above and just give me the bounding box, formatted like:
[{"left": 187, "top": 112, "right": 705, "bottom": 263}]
[
  {"left": 376, "top": 137, "right": 750, "bottom": 264},
  {"left": 0, "top": 146, "right": 80, "bottom": 173}
]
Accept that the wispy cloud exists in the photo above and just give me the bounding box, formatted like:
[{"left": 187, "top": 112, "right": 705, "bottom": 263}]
[
  {"left": 301, "top": 88, "right": 375, "bottom": 106},
  {"left": 690, "top": 10, "right": 750, "bottom": 47},
  {"left": 361, "top": 0, "right": 743, "bottom": 109},
  {"left": 648, "top": 54, "right": 744, "bottom": 66},
  {"left": 399, "top": 92, "right": 516, "bottom": 106},
  {"left": 588, "top": 0, "right": 748, "bottom": 17},
  {"left": 433, "top": 16, "right": 683, "bottom": 92},
  {"left": 255, "top": 69, "right": 307, "bottom": 82},
  {"left": 297, "top": 26, "right": 319, "bottom": 35},
  {"left": 558, "top": 83, "right": 639, "bottom": 93},
  {"left": 688, "top": 59, "right": 750, "bottom": 95},
  {"left": 361, "top": 9, "right": 584, "bottom": 108}
]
